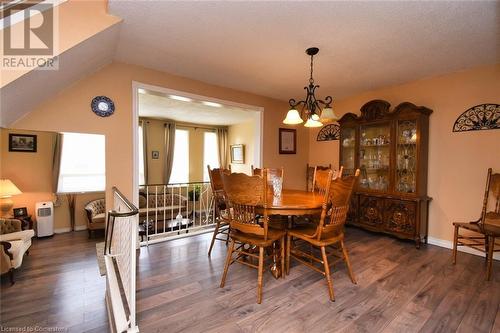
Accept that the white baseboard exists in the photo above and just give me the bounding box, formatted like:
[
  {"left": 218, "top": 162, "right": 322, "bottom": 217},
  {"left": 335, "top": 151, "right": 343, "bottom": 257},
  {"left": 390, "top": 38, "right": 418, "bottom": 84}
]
[
  {"left": 428, "top": 236, "right": 499, "bottom": 261},
  {"left": 54, "top": 227, "right": 71, "bottom": 234},
  {"left": 75, "top": 225, "right": 88, "bottom": 231},
  {"left": 54, "top": 225, "right": 88, "bottom": 234}
]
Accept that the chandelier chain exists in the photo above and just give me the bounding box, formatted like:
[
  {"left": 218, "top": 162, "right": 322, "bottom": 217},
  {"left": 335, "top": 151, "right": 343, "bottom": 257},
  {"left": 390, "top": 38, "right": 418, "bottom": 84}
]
[{"left": 309, "top": 54, "right": 314, "bottom": 84}]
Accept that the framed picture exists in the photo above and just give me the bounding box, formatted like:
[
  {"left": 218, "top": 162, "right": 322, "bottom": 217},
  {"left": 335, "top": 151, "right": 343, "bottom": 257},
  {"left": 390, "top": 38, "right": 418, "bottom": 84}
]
[
  {"left": 230, "top": 144, "right": 245, "bottom": 164},
  {"left": 13, "top": 207, "right": 28, "bottom": 218},
  {"left": 279, "top": 128, "right": 296, "bottom": 154},
  {"left": 152, "top": 151, "right": 160, "bottom": 159},
  {"left": 9, "top": 133, "right": 37, "bottom": 152}
]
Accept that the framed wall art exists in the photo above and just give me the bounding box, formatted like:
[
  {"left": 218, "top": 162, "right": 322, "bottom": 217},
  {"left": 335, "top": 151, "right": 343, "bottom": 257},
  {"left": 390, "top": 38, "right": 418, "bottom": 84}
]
[
  {"left": 8, "top": 133, "right": 37, "bottom": 152},
  {"left": 230, "top": 144, "right": 245, "bottom": 163},
  {"left": 279, "top": 128, "right": 296, "bottom": 154}
]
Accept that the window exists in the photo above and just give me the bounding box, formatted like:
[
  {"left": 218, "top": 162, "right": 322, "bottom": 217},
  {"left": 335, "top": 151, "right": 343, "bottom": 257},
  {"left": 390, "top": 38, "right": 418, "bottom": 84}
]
[
  {"left": 57, "top": 132, "right": 105, "bottom": 193},
  {"left": 203, "top": 131, "right": 219, "bottom": 181},
  {"left": 138, "top": 125, "right": 145, "bottom": 185},
  {"left": 169, "top": 129, "right": 189, "bottom": 184}
]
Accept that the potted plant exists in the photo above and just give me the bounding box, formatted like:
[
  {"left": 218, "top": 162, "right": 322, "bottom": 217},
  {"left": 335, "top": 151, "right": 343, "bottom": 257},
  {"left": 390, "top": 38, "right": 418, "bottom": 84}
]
[{"left": 188, "top": 185, "right": 201, "bottom": 201}]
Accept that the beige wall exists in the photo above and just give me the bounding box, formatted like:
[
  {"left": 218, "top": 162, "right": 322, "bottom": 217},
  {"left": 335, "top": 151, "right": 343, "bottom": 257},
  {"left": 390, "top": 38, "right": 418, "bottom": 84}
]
[
  {"left": 10, "top": 62, "right": 309, "bottom": 211},
  {"left": 228, "top": 120, "right": 256, "bottom": 174},
  {"left": 0, "top": 128, "right": 104, "bottom": 230},
  {"left": 308, "top": 63, "right": 500, "bottom": 243}
]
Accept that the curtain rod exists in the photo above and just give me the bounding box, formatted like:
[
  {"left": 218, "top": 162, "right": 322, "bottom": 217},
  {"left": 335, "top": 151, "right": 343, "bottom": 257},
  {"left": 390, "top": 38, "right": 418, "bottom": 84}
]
[{"left": 139, "top": 117, "right": 228, "bottom": 130}]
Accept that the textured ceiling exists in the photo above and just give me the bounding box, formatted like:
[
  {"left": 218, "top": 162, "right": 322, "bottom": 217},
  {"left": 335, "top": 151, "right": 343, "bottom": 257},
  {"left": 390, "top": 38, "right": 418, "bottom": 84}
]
[
  {"left": 109, "top": 1, "right": 499, "bottom": 102},
  {"left": 139, "top": 90, "right": 256, "bottom": 125}
]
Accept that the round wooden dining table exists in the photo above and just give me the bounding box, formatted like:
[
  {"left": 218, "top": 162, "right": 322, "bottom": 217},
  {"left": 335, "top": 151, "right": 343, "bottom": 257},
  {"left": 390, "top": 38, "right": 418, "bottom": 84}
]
[{"left": 261, "top": 189, "right": 325, "bottom": 216}]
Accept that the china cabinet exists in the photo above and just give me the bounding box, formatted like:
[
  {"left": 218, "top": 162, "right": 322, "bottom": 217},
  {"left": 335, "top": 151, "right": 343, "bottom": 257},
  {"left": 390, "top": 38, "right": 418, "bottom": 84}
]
[{"left": 338, "top": 100, "right": 432, "bottom": 247}]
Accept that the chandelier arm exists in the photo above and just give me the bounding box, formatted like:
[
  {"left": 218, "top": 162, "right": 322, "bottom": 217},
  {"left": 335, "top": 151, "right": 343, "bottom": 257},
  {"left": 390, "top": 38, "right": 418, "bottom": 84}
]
[
  {"left": 289, "top": 99, "right": 306, "bottom": 108},
  {"left": 316, "top": 96, "right": 333, "bottom": 108}
]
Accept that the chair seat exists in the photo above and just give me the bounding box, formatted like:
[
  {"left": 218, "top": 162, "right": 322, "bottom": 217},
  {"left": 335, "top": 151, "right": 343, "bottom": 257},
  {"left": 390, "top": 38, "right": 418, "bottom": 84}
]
[
  {"left": 288, "top": 226, "right": 343, "bottom": 246},
  {"left": 453, "top": 221, "right": 484, "bottom": 233},
  {"left": 230, "top": 228, "right": 285, "bottom": 247}
]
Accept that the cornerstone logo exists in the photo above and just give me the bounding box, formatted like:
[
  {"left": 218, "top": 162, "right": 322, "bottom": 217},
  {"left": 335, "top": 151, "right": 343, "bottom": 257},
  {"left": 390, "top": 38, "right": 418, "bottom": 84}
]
[{"left": 1, "top": 1, "right": 59, "bottom": 70}]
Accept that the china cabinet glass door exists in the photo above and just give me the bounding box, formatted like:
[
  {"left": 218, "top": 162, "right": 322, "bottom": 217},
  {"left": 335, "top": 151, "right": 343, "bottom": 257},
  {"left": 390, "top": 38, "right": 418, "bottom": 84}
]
[
  {"left": 358, "top": 123, "right": 390, "bottom": 191},
  {"left": 396, "top": 120, "right": 418, "bottom": 193},
  {"left": 340, "top": 127, "right": 356, "bottom": 176}
]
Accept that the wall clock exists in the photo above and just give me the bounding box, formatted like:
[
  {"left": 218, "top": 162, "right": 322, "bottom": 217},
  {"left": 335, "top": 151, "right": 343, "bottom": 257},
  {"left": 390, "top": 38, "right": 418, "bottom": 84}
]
[
  {"left": 316, "top": 124, "right": 340, "bottom": 141},
  {"left": 91, "top": 96, "right": 115, "bottom": 117}
]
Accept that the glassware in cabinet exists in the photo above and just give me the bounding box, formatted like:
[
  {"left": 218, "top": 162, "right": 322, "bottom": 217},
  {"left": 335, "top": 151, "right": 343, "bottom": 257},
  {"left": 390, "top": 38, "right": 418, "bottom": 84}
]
[
  {"left": 341, "top": 127, "right": 356, "bottom": 176},
  {"left": 358, "top": 123, "right": 390, "bottom": 191},
  {"left": 396, "top": 119, "right": 417, "bottom": 193}
]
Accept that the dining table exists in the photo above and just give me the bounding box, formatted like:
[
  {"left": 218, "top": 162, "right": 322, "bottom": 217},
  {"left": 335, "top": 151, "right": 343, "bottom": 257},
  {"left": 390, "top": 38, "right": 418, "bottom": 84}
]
[
  {"left": 256, "top": 189, "right": 326, "bottom": 278},
  {"left": 262, "top": 189, "right": 325, "bottom": 216}
]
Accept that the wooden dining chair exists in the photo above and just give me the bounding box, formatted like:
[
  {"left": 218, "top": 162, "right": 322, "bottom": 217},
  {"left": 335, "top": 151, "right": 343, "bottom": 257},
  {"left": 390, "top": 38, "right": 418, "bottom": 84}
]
[
  {"left": 312, "top": 167, "right": 333, "bottom": 195},
  {"left": 219, "top": 170, "right": 286, "bottom": 304},
  {"left": 287, "top": 169, "right": 360, "bottom": 301},
  {"left": 207, "top": 165, "right": 232, "bottom": 256},
  {"left": 251, "top": 165, "right": 261, "bottom": 176},
  {"left": 453, "top": 168, "right": 500, "bottom": 280},
  {"left": 306, "top": 163, "right": 331, "bottom": 191}
]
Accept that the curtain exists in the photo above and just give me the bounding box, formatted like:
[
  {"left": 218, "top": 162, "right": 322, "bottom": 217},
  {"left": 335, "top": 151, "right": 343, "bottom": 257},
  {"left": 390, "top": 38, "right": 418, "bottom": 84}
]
[
  {"left": 51, "top": 133, "right": 63, "bottom": 193},
  {"left": 216, "top": 127, "right": 228, "bottom": 169},
  {"left": 66, "top": 194, "right": 76, "bottom": 231},
  {"left": 141, "top": 120, "right": 149, "bottom": 185},
  {"left": 163, "top": 121, "right": 176, "bottom": 184}
]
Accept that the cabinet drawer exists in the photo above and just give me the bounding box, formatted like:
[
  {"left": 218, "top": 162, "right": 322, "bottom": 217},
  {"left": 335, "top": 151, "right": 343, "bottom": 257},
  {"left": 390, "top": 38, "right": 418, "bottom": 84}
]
[
  {"left": 358, "top": 195, "right": 385, "bottom": 227},
  {"left": 384, "top": 199, "right": 416, "bottom": 235}
]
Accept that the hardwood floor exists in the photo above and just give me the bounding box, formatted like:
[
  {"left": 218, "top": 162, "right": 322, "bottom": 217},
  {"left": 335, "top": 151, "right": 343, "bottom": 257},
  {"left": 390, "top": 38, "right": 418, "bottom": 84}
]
[
  {"left": 0, "top": 231, "right": 109, "bottom": 333},
  {"left": 136, "top": 227, "right": 500, "bottom": 333},
  {"left": 1, "top": 228, "right": 499, "bottom": 332}
]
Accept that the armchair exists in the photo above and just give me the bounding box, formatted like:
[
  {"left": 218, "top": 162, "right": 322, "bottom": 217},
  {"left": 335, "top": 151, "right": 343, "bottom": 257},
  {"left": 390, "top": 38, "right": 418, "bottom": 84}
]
[
  {"left": 0, "top": 218, "right": 35, "bottom": 284},
  {"left": 84, "top": 198, "right": 106, "bottom": 238}
]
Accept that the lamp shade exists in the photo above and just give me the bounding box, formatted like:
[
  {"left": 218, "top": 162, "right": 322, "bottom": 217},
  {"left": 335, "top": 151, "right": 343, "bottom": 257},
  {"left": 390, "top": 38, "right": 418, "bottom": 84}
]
[
  {"left": 283, "top": 109, "right": 303, "bottom": 124},
  {"left": 304, "top": 118, "right": 323, "bottom": 128},
  {"left": 319, "top": 107, "right": 339, "bottom": 123},
  {"left": 0, "top": 179, "right": 22, "bottom": 198}
]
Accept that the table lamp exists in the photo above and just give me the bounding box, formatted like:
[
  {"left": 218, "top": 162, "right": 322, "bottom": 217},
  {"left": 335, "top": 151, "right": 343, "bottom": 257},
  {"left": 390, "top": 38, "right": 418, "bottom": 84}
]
[{"left": 0, "top": 179, "right": 22, "bottom": 217}]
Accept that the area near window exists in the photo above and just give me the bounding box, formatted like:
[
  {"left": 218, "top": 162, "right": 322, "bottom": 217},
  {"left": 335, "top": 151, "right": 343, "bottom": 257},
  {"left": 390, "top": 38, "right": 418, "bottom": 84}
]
[
  {"left": 169, "top": 129, "right": 189, "bottom": 184},
  {"left": 203, "top": 131, "right": 219, "bottom": 181}
]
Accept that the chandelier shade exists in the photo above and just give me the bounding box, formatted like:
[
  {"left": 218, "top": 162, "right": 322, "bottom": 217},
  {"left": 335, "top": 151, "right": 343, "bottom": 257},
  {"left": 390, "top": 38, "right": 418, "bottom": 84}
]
[
  {"left": 304, "top": 118, "right": 323, "bottom": 128},
  {"left": 283, "top": 108, "right": 304, "bottom": 124},
  {"left": 283, "top": 47, "right": 336, "bottom": 127}
]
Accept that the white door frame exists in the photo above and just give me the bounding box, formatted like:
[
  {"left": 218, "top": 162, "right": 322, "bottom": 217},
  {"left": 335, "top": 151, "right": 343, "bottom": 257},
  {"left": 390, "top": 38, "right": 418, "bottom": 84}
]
[{"left": 131, "top": 81, "right": 264, "bottom": 202}]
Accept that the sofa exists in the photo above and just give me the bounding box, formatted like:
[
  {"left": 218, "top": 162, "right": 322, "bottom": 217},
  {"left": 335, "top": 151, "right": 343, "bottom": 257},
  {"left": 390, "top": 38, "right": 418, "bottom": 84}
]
[
  {"left": 84, "top": 198, "right": 106, "bottom": 238},
  {"left": 139, "top": 192, "right": 192, "bottom": 234},
  {"left": 0, "top": 218, "right": 35, "bottom": 284}
]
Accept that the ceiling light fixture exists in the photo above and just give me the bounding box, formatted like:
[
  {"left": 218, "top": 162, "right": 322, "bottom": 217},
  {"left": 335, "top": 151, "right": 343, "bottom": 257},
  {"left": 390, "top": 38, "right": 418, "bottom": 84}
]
[
  {"left": 283, "top": 47, "right": 339, "bottom": 128},
  {"left": 202, "top": 101, "right": 222, "bottom": 108},
  {"left": 169, "top": 95, "right": 193, "bottom": 102}
]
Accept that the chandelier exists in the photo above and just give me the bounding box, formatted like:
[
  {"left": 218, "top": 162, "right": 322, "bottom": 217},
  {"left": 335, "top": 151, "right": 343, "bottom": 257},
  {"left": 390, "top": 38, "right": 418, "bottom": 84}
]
[{"left": 283, "top": 47, "right": 339, "bottom": 127}]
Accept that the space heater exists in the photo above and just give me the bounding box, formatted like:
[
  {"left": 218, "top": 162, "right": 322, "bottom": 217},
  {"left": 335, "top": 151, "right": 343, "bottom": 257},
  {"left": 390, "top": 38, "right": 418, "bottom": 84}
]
[{"left": 36, "top": 201, "right": 54, "bottom": 237}]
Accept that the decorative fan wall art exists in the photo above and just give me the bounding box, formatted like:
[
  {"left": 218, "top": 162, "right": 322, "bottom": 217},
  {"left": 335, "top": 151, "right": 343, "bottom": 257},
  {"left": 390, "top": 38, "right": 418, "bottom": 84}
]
[
  {"left": 453, "top": 104, "right": 499, "bottom": 132},
  {"left": 316, "top": 124, "right": 340, "bottom": 141}
]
